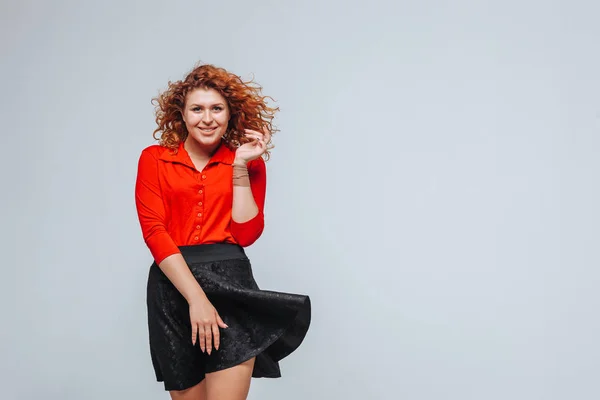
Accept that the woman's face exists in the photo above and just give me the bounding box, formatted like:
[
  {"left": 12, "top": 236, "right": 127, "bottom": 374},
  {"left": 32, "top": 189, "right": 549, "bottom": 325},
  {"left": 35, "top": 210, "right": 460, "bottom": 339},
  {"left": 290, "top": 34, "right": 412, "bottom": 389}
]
[{"left": 182, "top": 88, "right": 231, "bottom": 149}]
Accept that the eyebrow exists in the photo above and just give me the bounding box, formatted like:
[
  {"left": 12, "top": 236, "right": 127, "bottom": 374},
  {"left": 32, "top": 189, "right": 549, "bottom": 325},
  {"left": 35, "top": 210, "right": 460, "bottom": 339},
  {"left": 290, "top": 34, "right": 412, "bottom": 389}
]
[{"left": 189, "top": 103, "right": 225, "bottom": 107}]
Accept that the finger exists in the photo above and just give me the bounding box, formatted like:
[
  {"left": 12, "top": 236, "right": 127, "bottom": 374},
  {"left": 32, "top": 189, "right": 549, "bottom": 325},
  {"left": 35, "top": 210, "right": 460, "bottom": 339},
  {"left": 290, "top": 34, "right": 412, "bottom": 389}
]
[
  {"left": 244, "top": 129, "right": 263, "bottom": 137},
  {"left": 204, "top": 325, "right": 213, "bottom": 355},
  {"left": 216, "top": 313, "right": 229, "bottom": 328},
  {"left": 198, "top": 326, "right": 206, "bottom": 353},
  {"left": 244, "top": 131, "right": 264, "bottom": 141},
  {"left": 243, "top": 133, "right": 264, "bottom": 146},
  {"left": 244, "top": 133, "right": 262, "bottom": 141},
  {"left": 242, "top": 137, "right": 260, "bottom": 146},
  {"left": 191, "top": 323, "right": 198, "bottom": 346},
  {"left": 211, "top": 323, "right": 220, "bottom": 350},
  {"left": 255, "top": 141, "right": 265, "bottom": 152}
]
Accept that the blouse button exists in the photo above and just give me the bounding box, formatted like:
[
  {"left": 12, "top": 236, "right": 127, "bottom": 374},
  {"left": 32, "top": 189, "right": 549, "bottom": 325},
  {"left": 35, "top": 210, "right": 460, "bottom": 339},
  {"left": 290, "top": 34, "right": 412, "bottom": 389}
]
[
  {"left": 194, "top": 236, "right": 199, "bottom": 241},
  {"left": 198, "top": 202, "right": 203, "bottom": 206},
  {"left": 201, "top": 175, "right": 207, "bottom": 180},
  {"left": 198, "top": 189, "right": 203, "bottom": 194},
  {"left": 197, "top": 213, "right": 202, "bottom": 218},
  {"left": 196, "top": 225, "right": 201, "bottom": 230}
]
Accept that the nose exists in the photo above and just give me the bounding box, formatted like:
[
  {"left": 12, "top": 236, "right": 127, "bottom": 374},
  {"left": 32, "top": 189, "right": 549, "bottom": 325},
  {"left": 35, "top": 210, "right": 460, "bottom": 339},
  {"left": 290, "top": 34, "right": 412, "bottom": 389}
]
[{"left": 201, "top": 111, "right": 213, "bottom": 124}]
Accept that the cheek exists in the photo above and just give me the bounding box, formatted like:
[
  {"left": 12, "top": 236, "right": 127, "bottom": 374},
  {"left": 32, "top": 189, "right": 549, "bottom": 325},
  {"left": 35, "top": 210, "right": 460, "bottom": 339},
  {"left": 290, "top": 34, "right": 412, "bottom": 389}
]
[
  {"left": 184, "top": 112, "right": 199, "bottom": 125},
  {"left": 219, "top": 112, "right": 231, "bottom": 126}
]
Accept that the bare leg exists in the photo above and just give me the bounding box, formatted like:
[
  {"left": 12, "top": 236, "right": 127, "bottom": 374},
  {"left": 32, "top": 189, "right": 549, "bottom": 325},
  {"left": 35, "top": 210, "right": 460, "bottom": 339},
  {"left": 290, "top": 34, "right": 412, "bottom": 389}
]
[
  {"left": 169, "top": 379, "right": 207, "bottom": 400},
  {"left": 205, "top": 358, "right": 256, "bottom": 400}
]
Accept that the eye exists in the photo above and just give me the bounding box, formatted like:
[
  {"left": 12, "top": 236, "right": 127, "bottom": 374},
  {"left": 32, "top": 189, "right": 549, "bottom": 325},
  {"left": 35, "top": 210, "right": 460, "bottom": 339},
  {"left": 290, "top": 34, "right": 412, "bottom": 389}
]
[
  {"left": 213, "top": 106, "right": 223, "bottom": 111},
  {"left": 191, "top": 106, "right": 201, "bottom": 112}
]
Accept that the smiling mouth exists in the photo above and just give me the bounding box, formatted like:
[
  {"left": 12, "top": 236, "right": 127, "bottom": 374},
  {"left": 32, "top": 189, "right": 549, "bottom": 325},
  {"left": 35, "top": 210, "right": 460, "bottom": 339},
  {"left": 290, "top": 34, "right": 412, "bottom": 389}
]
[{"left": 199, "top": 127, "right": 217, "bottom": 133}]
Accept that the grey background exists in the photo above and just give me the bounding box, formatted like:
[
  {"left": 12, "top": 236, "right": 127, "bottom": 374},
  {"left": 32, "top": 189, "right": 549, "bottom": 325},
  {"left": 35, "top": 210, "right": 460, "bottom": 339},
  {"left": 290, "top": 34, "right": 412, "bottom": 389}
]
[{"left": 3, "top": 0, "right": 599, "bottom": 399}]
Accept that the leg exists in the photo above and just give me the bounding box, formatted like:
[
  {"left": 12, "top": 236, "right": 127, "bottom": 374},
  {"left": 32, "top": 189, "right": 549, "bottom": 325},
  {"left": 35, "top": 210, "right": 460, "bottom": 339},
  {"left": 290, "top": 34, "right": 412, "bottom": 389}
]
[
  {"left": 169, "top": 380, "right": 207, "bottom": 400},
  {"left": 205, "top": 358, "right": 256, "bottom": 400}
]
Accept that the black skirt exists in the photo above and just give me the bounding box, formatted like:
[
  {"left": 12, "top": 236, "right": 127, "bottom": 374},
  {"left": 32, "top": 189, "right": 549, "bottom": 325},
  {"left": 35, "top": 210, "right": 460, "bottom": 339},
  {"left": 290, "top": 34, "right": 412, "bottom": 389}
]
[{"left": 146, "top": 243, "right": 311, "bottom": 391}]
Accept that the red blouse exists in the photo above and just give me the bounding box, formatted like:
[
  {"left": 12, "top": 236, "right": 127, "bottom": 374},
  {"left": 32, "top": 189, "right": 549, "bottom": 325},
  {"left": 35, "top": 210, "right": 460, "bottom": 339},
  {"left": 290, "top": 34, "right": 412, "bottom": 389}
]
[{"left": 135, "top": 141, "right": 266, "bottom": 264}]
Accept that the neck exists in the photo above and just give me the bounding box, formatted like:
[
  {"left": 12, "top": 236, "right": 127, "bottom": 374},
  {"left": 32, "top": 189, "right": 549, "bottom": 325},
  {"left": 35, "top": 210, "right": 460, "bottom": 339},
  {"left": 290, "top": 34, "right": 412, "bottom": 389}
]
[{"left": 183, "top": 137, "right": 220, "bottom": 160}]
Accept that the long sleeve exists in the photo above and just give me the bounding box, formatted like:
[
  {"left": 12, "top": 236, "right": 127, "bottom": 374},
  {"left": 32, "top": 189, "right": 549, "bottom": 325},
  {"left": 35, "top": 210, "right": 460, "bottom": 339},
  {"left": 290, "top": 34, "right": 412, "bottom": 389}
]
[
  {"left": 230, "top": 158, "right": 266, "bottom": 247},
  {"left": 135, "top": 149, "right": 181, "bottom": 264}
]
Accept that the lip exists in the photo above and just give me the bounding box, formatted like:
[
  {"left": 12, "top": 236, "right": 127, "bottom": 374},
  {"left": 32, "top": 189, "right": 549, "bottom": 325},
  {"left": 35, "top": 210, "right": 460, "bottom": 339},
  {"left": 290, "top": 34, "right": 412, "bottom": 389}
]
[{"left": 198, "top": 127, "right": 218, "bottom": 133}]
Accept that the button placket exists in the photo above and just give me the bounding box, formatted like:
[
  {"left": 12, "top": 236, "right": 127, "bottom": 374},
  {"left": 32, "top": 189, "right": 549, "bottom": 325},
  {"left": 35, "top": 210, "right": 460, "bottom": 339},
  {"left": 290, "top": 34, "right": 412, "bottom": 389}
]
[{"left": 194, "top": 183, "right": 205, "bottom": 241}]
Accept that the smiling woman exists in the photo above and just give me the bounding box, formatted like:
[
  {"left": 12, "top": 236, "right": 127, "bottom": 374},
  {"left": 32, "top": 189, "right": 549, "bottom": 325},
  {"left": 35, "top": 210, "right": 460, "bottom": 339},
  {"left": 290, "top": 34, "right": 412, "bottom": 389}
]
[
  {"left": 152, "top": 64, "right": 278, "bottom": 158},
  {"left": 135, "top": 64, "right": 311, "bottom": 400},
  {"left": 182, "top": 89, "right": 231, "bottom": 162}
]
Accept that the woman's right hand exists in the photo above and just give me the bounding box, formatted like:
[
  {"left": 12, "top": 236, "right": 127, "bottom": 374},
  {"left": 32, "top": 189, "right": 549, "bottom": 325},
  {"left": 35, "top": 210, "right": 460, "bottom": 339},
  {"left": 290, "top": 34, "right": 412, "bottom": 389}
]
[{"left": 189, "top": 294, "right": 228, "bottom": 354}]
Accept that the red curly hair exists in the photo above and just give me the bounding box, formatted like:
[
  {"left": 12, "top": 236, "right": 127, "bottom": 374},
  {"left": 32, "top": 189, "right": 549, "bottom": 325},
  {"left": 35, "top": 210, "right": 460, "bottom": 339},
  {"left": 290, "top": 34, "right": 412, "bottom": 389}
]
[{"left": 152, "top": 63, "right": 279, "bottom": 160}]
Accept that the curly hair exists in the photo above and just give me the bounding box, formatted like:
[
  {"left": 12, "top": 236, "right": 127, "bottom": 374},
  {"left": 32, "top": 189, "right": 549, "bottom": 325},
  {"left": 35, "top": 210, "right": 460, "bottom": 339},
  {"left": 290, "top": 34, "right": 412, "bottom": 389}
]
[{"left": 152, "top": 63, "right": 279, "bottom": 160}]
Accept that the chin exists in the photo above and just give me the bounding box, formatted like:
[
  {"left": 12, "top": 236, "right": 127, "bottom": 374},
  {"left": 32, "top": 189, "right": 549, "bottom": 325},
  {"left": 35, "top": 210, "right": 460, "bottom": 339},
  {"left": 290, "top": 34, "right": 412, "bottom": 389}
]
[{"left": 189, "top": 133, "right": 222, "bottom": 147}]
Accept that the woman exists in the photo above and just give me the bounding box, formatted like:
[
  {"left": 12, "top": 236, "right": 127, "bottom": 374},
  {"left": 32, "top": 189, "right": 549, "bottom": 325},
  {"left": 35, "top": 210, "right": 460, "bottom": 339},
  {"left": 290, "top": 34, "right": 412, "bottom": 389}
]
[{"left": 135, "top": 63, "right": 311, "bottom": 400}]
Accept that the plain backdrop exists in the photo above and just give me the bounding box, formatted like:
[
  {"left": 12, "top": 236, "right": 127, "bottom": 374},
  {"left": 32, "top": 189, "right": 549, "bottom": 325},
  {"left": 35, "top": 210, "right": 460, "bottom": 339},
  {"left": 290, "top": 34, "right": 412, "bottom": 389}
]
[{"left": 2, "top": 0, "right": 599, "bottom": 399}]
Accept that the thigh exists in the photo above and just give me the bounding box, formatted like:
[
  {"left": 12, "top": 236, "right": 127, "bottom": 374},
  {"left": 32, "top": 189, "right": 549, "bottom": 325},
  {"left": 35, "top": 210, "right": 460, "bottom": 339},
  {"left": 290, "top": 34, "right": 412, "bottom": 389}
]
[
  {"left": 169, "top": 379, "right": 207, "bottom": 400},
  {"left": 205, "top": 357, "right": 256, "bottom": 400},
  {"left": 148, "top": 265, "right": 207, "bottom": 391}
]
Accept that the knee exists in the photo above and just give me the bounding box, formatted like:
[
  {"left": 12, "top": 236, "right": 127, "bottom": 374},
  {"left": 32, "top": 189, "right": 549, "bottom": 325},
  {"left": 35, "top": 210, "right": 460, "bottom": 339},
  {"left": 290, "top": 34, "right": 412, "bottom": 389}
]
[{"left": 169, "top": 379, "right": 206, "bottom": 400}]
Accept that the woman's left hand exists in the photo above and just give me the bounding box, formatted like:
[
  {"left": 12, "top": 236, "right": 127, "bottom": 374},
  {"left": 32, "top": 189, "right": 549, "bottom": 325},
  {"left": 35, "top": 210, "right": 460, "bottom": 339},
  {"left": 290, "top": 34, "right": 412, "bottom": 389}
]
[{"left": 234, "top": 127, "right": 271, "bottom": 164}]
